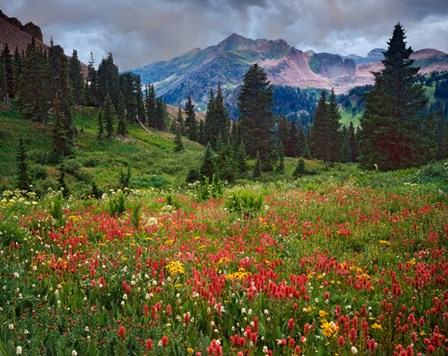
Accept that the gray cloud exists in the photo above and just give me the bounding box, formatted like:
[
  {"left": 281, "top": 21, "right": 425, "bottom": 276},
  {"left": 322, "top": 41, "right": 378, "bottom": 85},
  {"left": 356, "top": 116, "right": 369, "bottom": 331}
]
[{"left": 3, "top": 0, "right": 448, "bottom": 70}]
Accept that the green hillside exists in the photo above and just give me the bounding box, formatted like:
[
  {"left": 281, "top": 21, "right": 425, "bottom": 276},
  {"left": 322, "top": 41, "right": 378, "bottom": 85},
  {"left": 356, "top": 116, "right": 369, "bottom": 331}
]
[{"left": 0, "top": 104, "right": 203, "bottom": 195}]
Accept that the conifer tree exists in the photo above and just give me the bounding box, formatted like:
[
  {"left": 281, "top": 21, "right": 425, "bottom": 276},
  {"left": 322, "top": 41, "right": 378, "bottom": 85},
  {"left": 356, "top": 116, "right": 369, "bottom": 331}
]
[
  {"left": 17, "top": 37, "right": 50, "bottom": 122},
  {"left": 69, "top": 49, "right": 85, "bottom": 105},
  {"left": 348, "top": 122, "right": 359, "bottom": 162},
  {"left": 277, "top": 114, "right": 289, "bottom": 149},
  {"left": 0, "top": 58, "right": 6, "bottom": 100},
  {"left": 214, "top": 84, "right": 230, "bottom": 141},
  {"left": 154, "top": 99, "right": 167, "bottom": 130},
  {"left": 184, "top": 95, "right": 198, "bottom": 141},
  {"left": 145, "top": 84, "right": 157, "bottom": 127},
  {"left": 327, "top": 89, "right": 342, "bottom": 162},
  {"left": 97, "top": 110, "right": 104, "bottom": 140},
  {"left": 13, "top": 47, "right": 22, "bottom": 95},
  {"left": 293, "top": 158, "right": 306, "bottom": 178},
  {"left": 238, "top": 64, "right": 275, "bottom": 170},
  {"left": 285, "top": 120, "right": 298, "bottom": 157},
  {"left": 359, "top": 23, "right": 434, "bottom": 170},
  {"left": 85, "top": 52, "right": 99, "bottom": 106},
  {"left": 275, "top": 144, "right": 285, "bottom": 173},
  {"left": 199, "top": 144, "right": 215, "bottom": 180},
  {"left": 1, "top": 44, "right": 14, "bottom": 98},
  {"left": 104, "top": 95, "right": 114, "bottom": 138},
  {"left": 16, "top": 136, "right": 30, "bottom": 190},
  {"left": 235, "top": 141, "right": 248, "bottom": 174},
  {"left": 216, "top": 136, "right": 237, "bottom": 182},
  {"left": 252, "top": 150, "right": 262, "bottom": 180},
  {"left": 174, "top": 125, "right": 184, "bottom": 152},
  {"left": 204, "top": 89, "right": 215, "bottom": 145},
  {"left": 198, "top": 120, "right": 205, "bottom": 145},
  {"left": 97, "top": 52, "right": 120, "bottom": 107},
  {"left": 116, "top": 94, "right": 127, "bottom": 136},
  {"left": 175, "top": 104, "right": 185, "bottom": 135},
  {"left": 310, "top": 91, "right": 329, "bottom": 160}
]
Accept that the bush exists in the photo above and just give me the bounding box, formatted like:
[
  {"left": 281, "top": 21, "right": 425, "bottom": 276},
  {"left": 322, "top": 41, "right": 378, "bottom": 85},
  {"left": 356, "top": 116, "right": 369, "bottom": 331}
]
[
  {"left": 130, "top": 175, "right": 170, "bottom": 188},
  {"left": 62, "top": 158, "right": 82, "bottom": 175},
  {"left": 28, "top": 149, "right": 51, "bottom": 165},
  {"left": 28, "top": 163, "right": 48, "bottom": 180},
  {"left": 107, "top": 190, "right": 127, "bottom": 216},
  {"left": 81, "top": 156, "right": 100, "bottom": 168},
  {"left": 225, "top": 189, "right": 264, "bottom": 217}
]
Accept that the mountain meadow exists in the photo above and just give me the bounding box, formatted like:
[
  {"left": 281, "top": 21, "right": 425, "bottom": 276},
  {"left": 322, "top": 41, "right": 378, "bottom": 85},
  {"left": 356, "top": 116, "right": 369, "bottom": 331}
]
[{"left": 1, "top": 9, "right": 448, "bottom": 356}]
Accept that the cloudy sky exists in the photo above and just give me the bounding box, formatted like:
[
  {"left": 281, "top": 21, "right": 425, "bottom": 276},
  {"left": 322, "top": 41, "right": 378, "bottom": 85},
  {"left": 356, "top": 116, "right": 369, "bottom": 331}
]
[{"left": 3, "top": 0, "right": 448, "bottom": 70}]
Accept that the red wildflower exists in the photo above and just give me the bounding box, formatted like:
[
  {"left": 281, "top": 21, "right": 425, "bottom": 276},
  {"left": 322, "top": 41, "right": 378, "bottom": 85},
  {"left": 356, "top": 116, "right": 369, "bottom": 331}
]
[
  {"left": 145, "top": 339, "right": 153, "bottom": 351},
  {"left": 161, "top": 335, "right": 169, "bottom": 347},
  {"left": 118, "top": 325, "right": 126, "bottom": 338}
]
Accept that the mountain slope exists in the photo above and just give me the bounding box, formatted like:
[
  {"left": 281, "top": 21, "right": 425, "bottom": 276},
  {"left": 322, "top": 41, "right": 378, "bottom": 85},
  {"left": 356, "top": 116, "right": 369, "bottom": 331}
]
[{"left": 132, "top": 34, "right": 448, "bottom": 111}]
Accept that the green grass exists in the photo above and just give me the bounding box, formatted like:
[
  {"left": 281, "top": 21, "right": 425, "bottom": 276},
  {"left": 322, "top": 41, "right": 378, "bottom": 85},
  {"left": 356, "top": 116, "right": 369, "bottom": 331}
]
[{"left": 0, "top": 104, "right": 203, "bottom": 193}]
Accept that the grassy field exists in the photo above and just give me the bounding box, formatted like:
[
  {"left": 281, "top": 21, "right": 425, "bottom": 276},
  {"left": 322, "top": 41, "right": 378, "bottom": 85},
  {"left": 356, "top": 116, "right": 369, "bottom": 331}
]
[{"left": 0, "top": 161, "right": 447, "bottom": 355}]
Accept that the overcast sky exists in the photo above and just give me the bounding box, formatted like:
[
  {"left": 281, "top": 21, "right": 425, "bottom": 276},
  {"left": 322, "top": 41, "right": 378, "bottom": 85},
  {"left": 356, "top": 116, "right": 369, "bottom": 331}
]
[{"left": 3, "top": 0, "right": 448, "bottom": 70}]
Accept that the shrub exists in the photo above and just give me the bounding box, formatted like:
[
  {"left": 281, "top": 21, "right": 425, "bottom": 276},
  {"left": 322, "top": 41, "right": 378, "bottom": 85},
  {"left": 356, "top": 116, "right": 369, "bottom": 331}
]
[
  {"left": 225, "top": 189, "right": 264, "bottom": 217},
  {"left": 49, "top": 191, "right": 66, "bottom": 227},
  {"left": 107, "top": 190, "right": 127, "bottom": 216},
  {"left": 28, "top": 163, "right": 48, "bottom": 180}
]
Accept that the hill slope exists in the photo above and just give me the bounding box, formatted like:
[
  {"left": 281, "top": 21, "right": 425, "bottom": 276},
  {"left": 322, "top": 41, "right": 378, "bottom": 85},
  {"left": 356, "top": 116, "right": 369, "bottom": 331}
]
[{"left": 0, "top": 105, "right": 203, "bottom": 194}]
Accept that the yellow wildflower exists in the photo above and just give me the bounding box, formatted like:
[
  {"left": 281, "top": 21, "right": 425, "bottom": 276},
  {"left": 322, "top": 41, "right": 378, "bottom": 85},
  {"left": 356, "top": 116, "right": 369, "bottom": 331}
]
[
  {"left": 319, "top": 310, "right": 329, "bottom": 318},
  {"left": 371, "top": 323, "right": 382, "bottom": 330},
  {"left": 379, "top": 240, "right": 390, "bottom": 246},
  {"left": 165, "top": 261, "right": 185, "bottom": 275},
  {"left": 321, "top": 319, "right": 339, "bottom": 337}
]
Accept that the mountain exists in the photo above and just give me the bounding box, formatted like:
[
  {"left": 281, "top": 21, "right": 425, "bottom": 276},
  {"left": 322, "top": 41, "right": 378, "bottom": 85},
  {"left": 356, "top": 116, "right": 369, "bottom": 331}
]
[
  {"left": 0, "top": 10, "right": 47, "bottom": 52},
  {"left": 132, "top": 34, "right": 448, "bottom": 111}
]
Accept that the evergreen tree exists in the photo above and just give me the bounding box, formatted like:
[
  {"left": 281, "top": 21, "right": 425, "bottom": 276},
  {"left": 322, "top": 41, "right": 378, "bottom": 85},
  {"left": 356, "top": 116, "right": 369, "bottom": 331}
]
[
  {"left": 97, "top": 52, "right": 120, "bottom": 107},
  {"left": 214, "top": 84, "right": 230, "bottom": 141},
  {"left": 104, "top": 95, "right": 114, "bottom": 138},
  {"left": 198, "top": 120, "right": 205, "bottom": 145},
  {"left": 145, "top": 84, "right": 157, "bottom": 127},
  {"left": 51, "top": 53, "right": 74, "bottom": 160},
  {"left": 252, "top": 150, "right": 262, "bottom": 180},
  {"left": 359, "top": 23, "right": 434, "bottom": 170},
  {"left": 69, "top": 49, "right": 85, "bottom": 105},
  {"left": 235, "top": 141, "right": 247, "bottom": 174},
  {"left": 175, "top": 104, "right": 185, "bottom": 135},
  {"left": 174, "top": 125, "right": 184, "bottom": 152},
  {"left": 135, "top": 76, "right": 145, "bottom": 123},
  {"left": 0, "top": 57, "right": 6, "bottom": 100},
  {"left": 16, "top": 136, "right": 30, "bottom": 190},
  {"left": 199, "top": 144, "right": 215, "bottom": 180},
  {"left": 310, "top": 91, "right": 329, "bottom": 160},
  {"left": 17, "top": 37, "right": 50, "bottom": 122},
  {"left": 116, "top": 94, "right": 127, "bottom": 136},
  {"left": 293, "top": 158, "right": 306, "bottom": 178},
  {"left": 348, "top": 121, "right": 359, "bottom": 162},
  {"left": 154, "top": 99, "right": 167, "bottom": 130},
  {"left": 204, "top": 89, "right": 215, "bottom": 145},
  {"left": 85, "top": 52, "right": 99, "bottom": 106},
  {"left": 327, "top": 89, "right": 342, "bottom": 162},
  {"left": 285, "top": 120, "right": 298, "bottom": 157},
  {"left": 97, "top": 110, "right": 104, "bottom": 140},
  {"left": 238, "top": 64, "right": 275, "bottom": 170},
  {"left": 275, "top": 144, "right": 285, "bottom": 173},
  {"left": 340, "top": 126, "right": 351, "bottom": 163},
  {"left": 277, "top": 114, "right": 289, "bottom": 149},
  {"left": 216, "top": 136, "right": 237, "bottom": 183},
  {"left": 1, "top": 44, "right": 14, "bottom": 98},
  {"left": 52, "top": 95, "right": 73, "bottom": 159},
  {"left": 297, "top": 119, "right": 306, "bottom": 156},
  {"left": 13, "top": 47, "right": 22, "bottom": 96},
  {"left": 119, "top": 72, "right": 138, "bottom": 121},
  {"left": 184, "top": 95, "right": 198, "bottom": 141}
]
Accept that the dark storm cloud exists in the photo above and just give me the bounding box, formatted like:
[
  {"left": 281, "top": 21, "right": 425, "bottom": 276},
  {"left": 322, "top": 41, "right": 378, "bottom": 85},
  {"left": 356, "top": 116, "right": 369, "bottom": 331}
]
[{"left": 3, "top": 0, "right": 448, "bottom": 70}]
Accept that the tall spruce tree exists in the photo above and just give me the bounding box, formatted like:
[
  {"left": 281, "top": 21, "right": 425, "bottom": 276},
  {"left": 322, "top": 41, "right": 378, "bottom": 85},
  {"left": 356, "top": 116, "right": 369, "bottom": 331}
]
[
  {"left": 85, "top": 52, "right": 99, "bottom": 106},
  {"left": 359, "top": 23, "right": 434, "bottom": 170},
  {"left": 310, "top": 91, "right": 329, "bottom": 160},
  {"left": 214, "top": 84, "right": 230, "bottom": 140},
  {"left": 174, "top": 125, "right": 184, "bottom": 152},
  {"left": 327, "top": 89, "right": 341, "bottom": 162},
  {"left": 285, "top": 120, "right": 299, "bottom": 157},
  {"left": 184, "top": 95, "right": 198, "bottom": 141},
  {"left": 200, "top": 144, "right": 215, "bottom": 180},
  {"left": 104, "top": 95, "right": 114, "bottom": 138},
  {"left": 1, "top": 44, "right": 14, "bottom": 99},
  {"left": 97, "top": 110, "right": 104, "bottom": 140},
  {"left": 16, "top": 136, "right": 30, "bottom": 190},
  {"left": 13, "top": 47, "right": 22, "bottom": 96},
  {"left": 97, "top": 52, "right": 120, "bottom": 107},
  {"left": 238, "top": 64, "right": 275, "bottom": 170},
  {"left": 17, "top": 37, "right": 50, "bottom": 122},
  {"left": 69, "top": 49, "right": 85, "bottom": 105},
  {"left": 348, "top": 122, "right": 359, "bottom": 162},
  {"left": 145, "top": 84, "right": 157, "bottom": 127},
  {"left": 204, "top": 89, "right": 215, "bottom": 145},
  {"left": 116, "top": 94, "right": 127, "bottom": 136}
]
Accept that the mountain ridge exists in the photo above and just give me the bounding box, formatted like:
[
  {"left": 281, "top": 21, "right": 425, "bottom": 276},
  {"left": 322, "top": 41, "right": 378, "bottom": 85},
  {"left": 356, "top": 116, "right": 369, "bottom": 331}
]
[{"left": 132, "top": 33, "right": 448, "bottom": 110}]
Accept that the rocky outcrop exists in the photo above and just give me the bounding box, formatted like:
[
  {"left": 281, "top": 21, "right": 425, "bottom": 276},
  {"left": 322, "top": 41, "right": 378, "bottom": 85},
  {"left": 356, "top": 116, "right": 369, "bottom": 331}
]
[{"left": 0, "top": 10, "right": 43, "bottom": 41}]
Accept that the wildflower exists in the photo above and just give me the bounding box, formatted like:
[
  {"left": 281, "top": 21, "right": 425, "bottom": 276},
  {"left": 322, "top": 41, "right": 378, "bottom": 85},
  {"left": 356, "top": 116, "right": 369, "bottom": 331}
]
[
  {"left": 161, "top": 335, "right": 169, "bottom": 347},
  {"left": 72, "top": 351, "right": 78, "bottom": 356},
  {"left": 16, "top": 346, "right": 22, "bottom": 355},
  {"left": 288, "top": 318, "right": 295, "bottom": 330},
  {"left": 8, "top": 324, "right": 14, "bottom": 330},
  {"left": 351, "top": 346, "right": 358, "bottom": 354},
  {"left": 145, "top": 339, "right": 153, "bottom": 351},
  {"left": 187, "top": 347, "right": 194, "bottom": 354},
  {"left": 371, "top": 323, "right": 382, "bottom": 330},
  {"left": 118, "top": 325, "right": 126, "bottom": 338}
]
